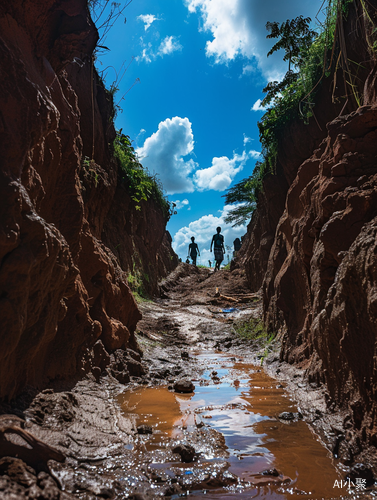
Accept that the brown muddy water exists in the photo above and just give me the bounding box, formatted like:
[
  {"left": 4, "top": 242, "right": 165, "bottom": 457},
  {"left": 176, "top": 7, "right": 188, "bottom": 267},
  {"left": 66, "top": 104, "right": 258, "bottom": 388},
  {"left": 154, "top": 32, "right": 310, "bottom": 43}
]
[{"left": 118, "top": 349, "right": 348, "bottom": 499}]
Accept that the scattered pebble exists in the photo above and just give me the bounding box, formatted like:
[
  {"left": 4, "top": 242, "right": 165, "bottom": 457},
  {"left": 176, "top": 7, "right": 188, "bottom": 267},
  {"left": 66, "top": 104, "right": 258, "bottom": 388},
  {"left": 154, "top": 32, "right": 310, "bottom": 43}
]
[
  {"left": 137, "top": 424, "right": 153, "bottom": 435},
  {"left": 172, "top": 444, "right": 196, "bottom": 463},
  {"left": 278, "top": 412, "right": 295, "bottom": 421}
]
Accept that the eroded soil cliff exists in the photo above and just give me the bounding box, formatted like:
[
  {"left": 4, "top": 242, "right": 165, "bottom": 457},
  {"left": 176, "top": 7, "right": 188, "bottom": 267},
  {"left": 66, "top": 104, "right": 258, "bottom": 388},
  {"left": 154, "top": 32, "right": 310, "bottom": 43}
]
[
  {"left": 238, "top": 0, "right": 377, "bottom": 464},
  {"left": 0, "top": 0, "right": 177, "bottom": 400}
]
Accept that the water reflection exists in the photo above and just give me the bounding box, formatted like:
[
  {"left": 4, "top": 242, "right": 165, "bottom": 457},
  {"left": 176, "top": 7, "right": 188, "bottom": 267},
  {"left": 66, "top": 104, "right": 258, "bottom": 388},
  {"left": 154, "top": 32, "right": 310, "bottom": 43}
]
[{"left": 119, "top": 351, "right": 343, "bottom": 498}]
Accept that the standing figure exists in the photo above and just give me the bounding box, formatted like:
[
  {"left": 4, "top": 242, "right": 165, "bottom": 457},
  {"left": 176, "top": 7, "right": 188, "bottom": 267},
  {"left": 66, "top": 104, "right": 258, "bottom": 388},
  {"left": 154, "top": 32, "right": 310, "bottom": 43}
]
[
  {"left": 233, "top": 237, "right": 241, "bottom": 257},
  {"left": 210, "top": 227, "right": 225, "bottom": 271},
  {"left": 188, "top": 236, "right": 200, "bottom": 266}
]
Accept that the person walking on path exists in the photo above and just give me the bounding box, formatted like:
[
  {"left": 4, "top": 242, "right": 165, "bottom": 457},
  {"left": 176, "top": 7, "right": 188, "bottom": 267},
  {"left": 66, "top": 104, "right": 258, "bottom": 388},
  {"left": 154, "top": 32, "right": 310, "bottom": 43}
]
[
  {"left": 188, "top": 237, "right": 200, "bottom": 266},
  {"left": 210, "top": 227, "right": 225, "bottom": 271}
]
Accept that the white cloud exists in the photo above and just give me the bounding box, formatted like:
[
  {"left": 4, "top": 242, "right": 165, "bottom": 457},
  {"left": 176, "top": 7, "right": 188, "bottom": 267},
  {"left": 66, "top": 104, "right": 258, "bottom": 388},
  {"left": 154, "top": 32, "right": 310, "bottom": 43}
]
[
  {"left": 243, "top": 133, "right": 251, "bottom": 145},
  {"left": 194, "top": 149, "right": 261, "bottom": 191},
  {"left": 242, "top": 64, "right": 255, "bottom": 76},
  {"left": 172, "top": 199, "right": 190, "bottom": 210},
  {"left": 137, "top": 14, "right": 159, "bottom": 31},
  {"left": 172, "top": 205, "right": 247, "bottom": 265},
  {"left": 137, "top": 36, "right": 182, "bottom": 62},
  {"left": 194, "top": 151, "right": 250, "bottom": 191},
  {"left": 185, "top": 0, "right": 322, "bottom": 80},
  {"left": 158, "top": 36, "right": 182, "bottom": 55},
  {"left": 138, "top": 45, "right": 152, "bottom": 63},
  {"left": 251, "top": 99, "right": 266, "bottom": 112},
  {"left": 136, "top": 118, "right": 260, "bottom": 194},
  {"left": 136, "top": 117, "right": 197, "bottom": 194}
]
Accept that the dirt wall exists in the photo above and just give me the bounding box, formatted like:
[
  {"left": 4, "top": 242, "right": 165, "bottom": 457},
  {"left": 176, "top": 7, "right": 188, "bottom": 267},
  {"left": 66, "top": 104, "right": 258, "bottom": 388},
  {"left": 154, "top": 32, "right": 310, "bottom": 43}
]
[
  {"left": 0, "top": 0, "right": 177, "bottom": 399},
  {"left": 240, "top": 0, "right": 377, "bottom": 457}
]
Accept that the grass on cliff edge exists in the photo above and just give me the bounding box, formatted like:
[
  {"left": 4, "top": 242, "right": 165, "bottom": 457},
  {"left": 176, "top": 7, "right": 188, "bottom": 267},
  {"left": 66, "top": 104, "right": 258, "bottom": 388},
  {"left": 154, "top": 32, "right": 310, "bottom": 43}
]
[{"left": 114, "top": 131, "right": 172, "bottom": 220}]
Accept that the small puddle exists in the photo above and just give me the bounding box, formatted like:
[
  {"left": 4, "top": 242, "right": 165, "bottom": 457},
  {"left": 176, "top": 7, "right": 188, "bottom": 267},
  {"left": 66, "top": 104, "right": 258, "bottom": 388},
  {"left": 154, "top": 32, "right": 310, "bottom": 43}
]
[{"left": 118, "top": 350, "right": 345, "bottom": 498}]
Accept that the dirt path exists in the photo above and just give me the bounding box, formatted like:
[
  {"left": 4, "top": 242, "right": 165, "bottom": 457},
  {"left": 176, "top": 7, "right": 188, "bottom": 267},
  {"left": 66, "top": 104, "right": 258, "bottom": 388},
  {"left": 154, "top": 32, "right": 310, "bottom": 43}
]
[{"left": 0, "top": 264, "right": 374, "bottom": 499}]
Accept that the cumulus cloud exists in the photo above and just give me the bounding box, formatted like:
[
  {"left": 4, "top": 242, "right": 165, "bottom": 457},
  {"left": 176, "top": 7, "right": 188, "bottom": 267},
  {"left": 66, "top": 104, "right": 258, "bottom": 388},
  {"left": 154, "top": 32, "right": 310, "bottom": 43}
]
[
  {"left": 137, "top": 14, "right": 159, "bottom": 31},
  {"left": 136, "top": 118, "right": 261, "bottom": 194},
  {"left": 136, "top": 117, "right": 197, "bottom": 194},
  {"left": 172, "top": 199, "right": 190, "bottom": 210},
  {"left": 251, "top": 99, "right": 266, "bottom": 112},
  {"left": 158, "top": 36, "right": 183, "bottom": 55},
  {"left": 194, "top": 150, "right": 259, "bottom": 191},
  {"left": 185, "top": 0, "right": 322, "bottom": 80},
  {"left": 173, "top": 205, "right": 247, "bottom": 264}
]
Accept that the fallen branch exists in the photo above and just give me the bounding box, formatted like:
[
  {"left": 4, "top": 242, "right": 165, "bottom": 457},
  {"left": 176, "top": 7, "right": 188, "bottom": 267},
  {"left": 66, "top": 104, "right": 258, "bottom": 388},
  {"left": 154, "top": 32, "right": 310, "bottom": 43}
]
[{"left": 0, "top": 422, "right": 65, "bottom": 469}]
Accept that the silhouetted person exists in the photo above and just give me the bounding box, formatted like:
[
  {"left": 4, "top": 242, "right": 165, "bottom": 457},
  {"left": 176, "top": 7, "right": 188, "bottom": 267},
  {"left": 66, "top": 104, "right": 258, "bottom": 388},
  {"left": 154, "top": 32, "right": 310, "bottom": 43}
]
[
  {"left": 188, "top": 236, "right": 200, "bottom": 266},
  {"left": 233, "top": 237, "right": 241, "bottom": 252},
  {"left": 208, "top": 260, "right": 212, "bottom": 268},
  {"left": 210, "top": 227, "right": 225, "bottom": 271}
]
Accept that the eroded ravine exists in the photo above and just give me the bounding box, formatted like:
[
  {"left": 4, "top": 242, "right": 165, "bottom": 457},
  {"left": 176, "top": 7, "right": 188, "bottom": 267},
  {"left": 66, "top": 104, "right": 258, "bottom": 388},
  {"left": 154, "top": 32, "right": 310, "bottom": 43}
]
[{"left": 2, "top": 265, "right": 373, "bottom": 499}]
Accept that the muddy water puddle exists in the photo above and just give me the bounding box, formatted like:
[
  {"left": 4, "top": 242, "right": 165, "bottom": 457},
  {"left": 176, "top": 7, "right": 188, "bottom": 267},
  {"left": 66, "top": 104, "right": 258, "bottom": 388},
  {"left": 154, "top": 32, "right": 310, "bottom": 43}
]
[{"left": 119, "top": 350, "right": 345, "bottom": 499}]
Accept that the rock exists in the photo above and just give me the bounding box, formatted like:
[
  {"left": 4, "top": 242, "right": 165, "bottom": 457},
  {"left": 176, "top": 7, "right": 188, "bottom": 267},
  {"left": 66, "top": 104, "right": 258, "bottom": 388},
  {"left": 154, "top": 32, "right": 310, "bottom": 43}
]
[
  {"left": 181, "top": 351, "right": 189, "bottom": 359},
  {"left": 172, "top": 444, "right": 196, "bottom": 463},
  {"left": 173, "top": 379, "right": 195, "bottom": 393},
  {"left": 278, "top": 412, "right": 295, "bottom": 421},
  {"left": 110, "top": 369, "right": 130, "bottom": 384},
  {"left": 137, "top": 424, "right": 153, "bottom": 435},
  {"left": 109, "top": 349, "right": 146, "bottom": 383},
  {"left": 261, "top": 468, "right": 280, "bottom": 477}
]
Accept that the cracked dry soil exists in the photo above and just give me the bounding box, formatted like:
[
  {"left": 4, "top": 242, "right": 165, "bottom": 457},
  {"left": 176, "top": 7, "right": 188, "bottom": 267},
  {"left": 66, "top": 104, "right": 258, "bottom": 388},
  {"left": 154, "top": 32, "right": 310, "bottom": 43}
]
[{"left": 0, "top": 264, "right": 376, "bottom": 499}]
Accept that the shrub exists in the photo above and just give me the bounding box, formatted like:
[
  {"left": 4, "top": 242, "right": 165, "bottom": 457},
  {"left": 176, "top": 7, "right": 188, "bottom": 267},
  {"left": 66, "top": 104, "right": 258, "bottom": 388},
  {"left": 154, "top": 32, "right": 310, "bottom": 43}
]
[{"left": 114, "top": 131, "right": 172, "bottom": 220}]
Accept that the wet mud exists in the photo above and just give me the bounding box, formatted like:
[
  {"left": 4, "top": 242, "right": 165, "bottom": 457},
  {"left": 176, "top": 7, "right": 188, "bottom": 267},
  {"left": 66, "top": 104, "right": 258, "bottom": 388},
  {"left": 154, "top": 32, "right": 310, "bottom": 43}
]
[{"left": 1, "top": 265, "right": 375, "bottom": 499}]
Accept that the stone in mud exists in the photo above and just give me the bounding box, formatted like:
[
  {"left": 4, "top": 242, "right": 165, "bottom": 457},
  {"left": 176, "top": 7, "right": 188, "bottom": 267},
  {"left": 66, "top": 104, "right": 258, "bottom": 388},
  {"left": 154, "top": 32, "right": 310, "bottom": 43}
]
[
  {"left": 346, "top": 463, "right": 375, "bottom": 486},
  {"left": 278, "top": 411, "right": 295, "bottom": 421},
  {"left": 109, "top": 349, "right": 146, "bottom": 383},
  {"left": 172, "top": 443, "right": 196, "bottom": 463},
  {"left": 261, "top": 468, "right": 280, "bottom": 477},
  {"left": 173, "top": 379, "right": 195, "bottom": 393},
  {"left": 137, "top": 424, "right": 153, "bottom": 435},
  {"left": 110, "top": 369, "right": 130, "bottom": 384}
]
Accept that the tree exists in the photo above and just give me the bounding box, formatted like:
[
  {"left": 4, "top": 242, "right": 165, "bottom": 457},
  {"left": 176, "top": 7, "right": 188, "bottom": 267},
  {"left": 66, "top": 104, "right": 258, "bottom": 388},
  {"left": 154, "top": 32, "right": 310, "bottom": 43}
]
[
  {"left": 262, "top": 16, "right": 317, "bottom": 106},
  {"left": 223, "top": 162, "right": 266, "bottom": 227}
]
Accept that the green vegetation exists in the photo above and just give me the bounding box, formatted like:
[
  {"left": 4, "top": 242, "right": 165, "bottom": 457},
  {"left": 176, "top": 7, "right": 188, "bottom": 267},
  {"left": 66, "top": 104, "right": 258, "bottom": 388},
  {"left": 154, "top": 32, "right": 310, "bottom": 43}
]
[
  {"left": 224, "top": 1, "right": 358, "bottom": 226},
  {"left": 126, "top": 265, "right": 152, "bottom": 302},
  {"left": 224, "top": 161, "right": 268, "bottom": 226},
  {"left": 233, "top": 317, "right": 275, "bottom": 365},
  {"left": 233, "top": 317, "right": 269, "bottom": 341},
  {"left": 114, "top": 131, "right": 172, "bottom": 219}
]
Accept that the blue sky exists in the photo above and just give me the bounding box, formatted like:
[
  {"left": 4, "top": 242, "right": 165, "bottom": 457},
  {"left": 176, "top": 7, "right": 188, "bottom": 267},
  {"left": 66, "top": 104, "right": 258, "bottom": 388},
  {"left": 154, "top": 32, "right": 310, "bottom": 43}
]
[{"left": 93, "top": 0, "right": 324, "bottom": 264}]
